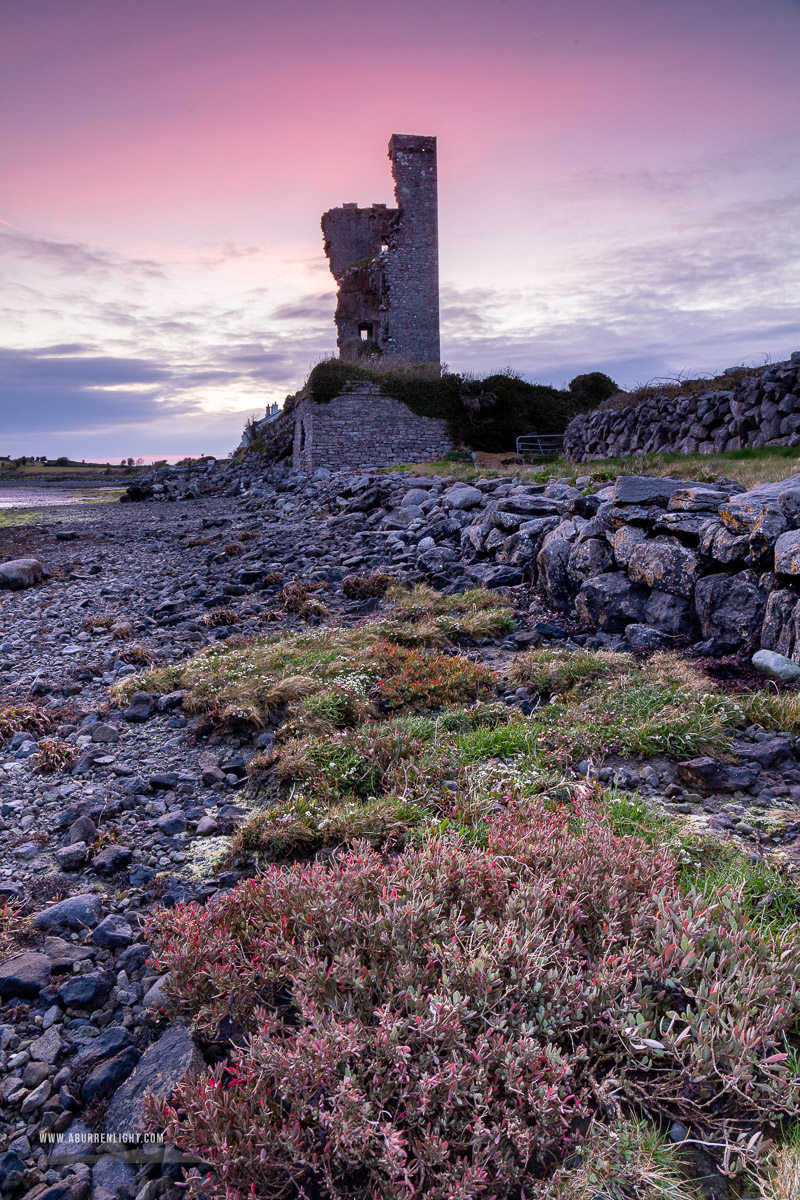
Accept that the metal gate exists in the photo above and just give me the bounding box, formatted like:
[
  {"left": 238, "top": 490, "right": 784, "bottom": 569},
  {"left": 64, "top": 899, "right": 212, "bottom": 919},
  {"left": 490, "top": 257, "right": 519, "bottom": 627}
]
[{"left": 515, "top": 434, "right": 564, "bottom": 462}]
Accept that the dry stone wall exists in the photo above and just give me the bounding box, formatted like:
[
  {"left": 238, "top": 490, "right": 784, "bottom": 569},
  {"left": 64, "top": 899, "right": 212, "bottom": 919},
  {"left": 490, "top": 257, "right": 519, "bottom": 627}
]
[
  {"left": 564, "top": 353, "right": 800, "bottom": 462},
  {"left": 451, "top": 470, "right": 800, "bottom": 658},
  {"left": 292, "top": 384, "right": 454, "bottom": 472}
]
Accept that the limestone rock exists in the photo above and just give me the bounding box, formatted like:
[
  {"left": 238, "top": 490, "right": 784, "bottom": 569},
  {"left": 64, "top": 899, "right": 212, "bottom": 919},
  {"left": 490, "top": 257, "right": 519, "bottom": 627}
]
[
  {"left": 443, "top": 485, "right": 484, "bottom": 510},
  {"left": 627, "top": 539, "right": 699, "bottom": 598},
  {"left": 643, "top": 589, "right": 692, "bottom": 635},
  {"left": 751, "top": 649, "right": 800, "bottom": 684},
  {"left": 0, "top": 556, "right": 45, "bottom": 589},
  {"left": 613, "top": 476, "right": 688, "bottom": 506},
  {"left": 536, "top": 537, "right": 573, "bottom": 611},
  {"left": 575, "top": 572, "right": 647, "bottom": 632},
  {"left": 677, "top": 757, "right": 760, "bottom": 794},
  {"left": 774, "top": 530, "right": 800, "bottom": 574},
  {"left": 694, "top": 571, "right": 767, "bottom": 645},
  {"left": 566, "top": 537, "right": 613, "bottom": 586},
  {"left": 104, "top": 1023, "right": 204, "bottom": 1137},
  {"left": 0, "top": 951, "right": 51, "bottom": 998},
  {"left": 612, "top": 524, "right": 647, "bottom": 568}
]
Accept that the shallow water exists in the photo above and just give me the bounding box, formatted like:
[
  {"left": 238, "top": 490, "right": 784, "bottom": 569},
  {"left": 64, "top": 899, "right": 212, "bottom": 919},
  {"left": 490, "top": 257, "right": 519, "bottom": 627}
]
[{"left": 0, "top": 485, "right": 119, "bottom": 510}]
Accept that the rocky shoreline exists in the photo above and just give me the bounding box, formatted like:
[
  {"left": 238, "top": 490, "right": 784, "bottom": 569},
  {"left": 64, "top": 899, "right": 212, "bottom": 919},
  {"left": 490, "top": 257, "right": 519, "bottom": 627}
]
[{"left": 3, "top": 463, "right": 800, "bottom": 1199}]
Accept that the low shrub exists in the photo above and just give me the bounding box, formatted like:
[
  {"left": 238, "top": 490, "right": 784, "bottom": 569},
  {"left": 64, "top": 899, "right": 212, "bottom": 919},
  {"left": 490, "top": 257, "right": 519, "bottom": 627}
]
[
  {"left": 83, "top": 613, "right": 113, "bottom": 632},
  {"left": 110, "top": 626, "right": 382, "bottom": 727},
  {"left": 341, "top": 571, "right": 391, "bottom": 600},
  {"left": 149, "top": 797, "right": 800, "bottom": 1198},
  {"left": 203, "top": 608, "right": 238, "bottom": 628},
  {"left": 0, "top": 703, "right": 53, "bottom": 742},
  {"left": 509, "top": 646, "right": 629, "bottom": 694},
  {"left": 541, "top": 1119, "right": 698, "bottom": 1199},
  {"left": 32, "top": 738, "right": 77, "bottom": 775},
  {"left": 0, "top": 900, "right": 29, "bottom": 958},
  {"left": 760, "top": 1124, "right": 800, "bottom": 1200},
  {"left": 382, "top": 584, "right": 515, "bottom": 646},
  {"left": 279, "top": 581, "right": 329, "bottom": 620},
  {"left": 374, "top": 641, "right": 496, "bottom": 710},
  {"left": 511, "top": 650, "right": 742, "bottom": 764},
  {"left": 115, "top": 645, "right": 155, "bottom": 665}
]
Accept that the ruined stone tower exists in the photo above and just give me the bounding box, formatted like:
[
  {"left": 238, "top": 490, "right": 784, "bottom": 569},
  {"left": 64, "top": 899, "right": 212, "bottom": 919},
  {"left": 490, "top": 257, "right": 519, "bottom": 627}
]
[{"left": 321, "top": 134, "right": 440, "bottom": 366}]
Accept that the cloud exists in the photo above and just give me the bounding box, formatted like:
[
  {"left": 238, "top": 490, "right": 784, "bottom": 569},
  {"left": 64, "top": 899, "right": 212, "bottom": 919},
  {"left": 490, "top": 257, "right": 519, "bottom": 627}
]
[
  {"left": 270, "top": 292, "right": 334, "bottom": 323},
  {"left": 0, "top": 229, "right": 165, "bottom": 279}
]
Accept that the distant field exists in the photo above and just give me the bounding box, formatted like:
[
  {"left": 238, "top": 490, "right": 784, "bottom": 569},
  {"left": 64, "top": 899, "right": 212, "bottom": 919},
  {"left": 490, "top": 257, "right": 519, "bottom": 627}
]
[
  {"left": 0, "top": 460, "right": 142, "bottom": 482},
  {"left": 393, "top": 445, "right": 800, "bottom": 490}
]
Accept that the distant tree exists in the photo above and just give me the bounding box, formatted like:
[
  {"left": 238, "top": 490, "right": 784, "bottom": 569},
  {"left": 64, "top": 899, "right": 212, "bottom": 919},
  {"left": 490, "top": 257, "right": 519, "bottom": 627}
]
[
  {"left": 55, "top": 456, "right": 70, "bottom": 466},
  {"left": 126, "top": 457, "right": 135, "bottom": 468},
  {"left": 135, "top": 457, "right": 144, "bottom": 467},
  {"left": 568, "top": 371, "right": 620, "bottom": 408}
]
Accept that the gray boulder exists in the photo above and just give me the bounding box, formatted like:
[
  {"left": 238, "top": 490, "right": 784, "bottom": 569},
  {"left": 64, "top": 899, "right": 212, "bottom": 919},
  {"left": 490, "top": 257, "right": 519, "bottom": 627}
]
[
  {"left": 567, "top": 537, "right": 613, "bottom": 585},
  {"left": 92, "top": 1156, "right": 138, "bottom": 1200},
  {"left": 749, "top": 508, "right": 788, "bottom": 558},
  {"left": 613, "top": 476, "right": 688, "bottom": 506},
  {"left": 536, "top": 537, "right": 573, "bottom": 611},
  {"left": 751, "top": 649, "right": 800, "bottom": 684},
  {"left": 58, "top": 969, "right": 114, "bottom": 1008},
  {"left": 104, "top": 1023, "right": 204, "bottom": 1138},
  {"left": 625, "top": 624, "right": 666, "bottom": 650},
  {"left": 760, "top": 588, "right": 800, "bottom": 657},
  {"left": 719, "top": 477, "right": 800, "bottom": 534},
  {"left": 774, "top": 530, "right": 800, "bottom": 574},
  {"left": 612, "top": 524, "right": 647, "bottom": 568},
  {"left": 33, "top": 892, "right": 104, "bottom": 932},
  {"left": 694, "top": 571, "right": 767, "bottom": 645},
  {"left": 677, "top": 757, "right": 760, "bottom": 794},
  {"left": 123, "top": 691, "right": 155, "bottom": 722},
  {"left": 400, "top": 488, "right": 430, "bottom": 508},
  {"left": 0, "top": 557, "right": 45, "bottom": 589},
  {"left": 627, "top": 539, "right": 700, "bottom": 598},
  {"left": 711, "top": 526, "right": 750, "bottom": 564},
  {"left": 91, "top": 913, "right": 134, "bottom": 948},
  {"left": 443, "top": 485, "right": 483, "bottom": 510},
  {"left": 575, "top": 572, "right": 647, "bottom": 632},
  {"left": 668, "top": 486, "right": 729, "bottom": 512},
  {"left": 643, "top": 589, "right": 692, "bottom": 635},
  {"left": 0, "top": 951, "right": 51, "bottom": 998}
]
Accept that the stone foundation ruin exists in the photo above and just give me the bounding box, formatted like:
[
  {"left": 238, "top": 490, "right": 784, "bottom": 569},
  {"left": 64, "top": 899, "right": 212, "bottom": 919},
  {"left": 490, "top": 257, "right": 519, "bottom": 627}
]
[{"left": 292, "top": 382, "right": 453, "bottom": 474}]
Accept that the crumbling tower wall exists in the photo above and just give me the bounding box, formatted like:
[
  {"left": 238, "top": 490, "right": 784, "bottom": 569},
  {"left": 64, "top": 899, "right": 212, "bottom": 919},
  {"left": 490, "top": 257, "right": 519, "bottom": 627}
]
[
  {"left": 321, "top": 134, "right": 440, "bottom": 366},
  {"left": 384, "top": 134, "right": 440, "bottom": 366}
]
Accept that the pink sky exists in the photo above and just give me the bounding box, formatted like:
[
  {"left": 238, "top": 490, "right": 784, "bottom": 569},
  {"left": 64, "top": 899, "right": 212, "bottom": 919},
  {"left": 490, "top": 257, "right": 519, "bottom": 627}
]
[{"left": 1, "top": 0, "right": 799, "bottom": 456}]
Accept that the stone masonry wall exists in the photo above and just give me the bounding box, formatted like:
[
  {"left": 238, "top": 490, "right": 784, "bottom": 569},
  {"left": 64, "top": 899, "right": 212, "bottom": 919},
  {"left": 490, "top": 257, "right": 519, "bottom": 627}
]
[
  {"left": 292, "top": 384, "right": 454, "bottom": 472},
  {"left": 564, "top": 353, "right": 800, "bottom": 462}
]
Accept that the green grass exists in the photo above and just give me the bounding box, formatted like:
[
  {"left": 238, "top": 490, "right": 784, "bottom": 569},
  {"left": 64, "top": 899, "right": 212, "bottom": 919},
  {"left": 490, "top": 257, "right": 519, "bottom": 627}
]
[
  {"left": 607, "top": 791, "right": 800, "bottom": 939},
  {"left": 112, "top": 587, "right": 514, "bottom": 728},
  {"left": 394, "top": 444, "right": 800, "bottom": 491},
  {"left": 511, "top": 650, "right": 744, "bottom": 763},
  {"left": 543, "top": 1118, "right": 700, "bottom": 1199}
]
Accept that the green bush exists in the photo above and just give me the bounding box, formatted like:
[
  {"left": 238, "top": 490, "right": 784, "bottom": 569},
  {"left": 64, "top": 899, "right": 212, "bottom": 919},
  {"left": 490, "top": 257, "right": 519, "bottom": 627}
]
[{"left": 568, "top": 370, "right": 619, "bottom": 406}]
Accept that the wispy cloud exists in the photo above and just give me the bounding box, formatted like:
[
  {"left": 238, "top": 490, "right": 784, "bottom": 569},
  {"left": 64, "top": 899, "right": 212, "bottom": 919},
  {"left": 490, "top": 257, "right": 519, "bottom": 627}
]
[{"left": 0, "top": 229, "right": 165, "bottom": 279}]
